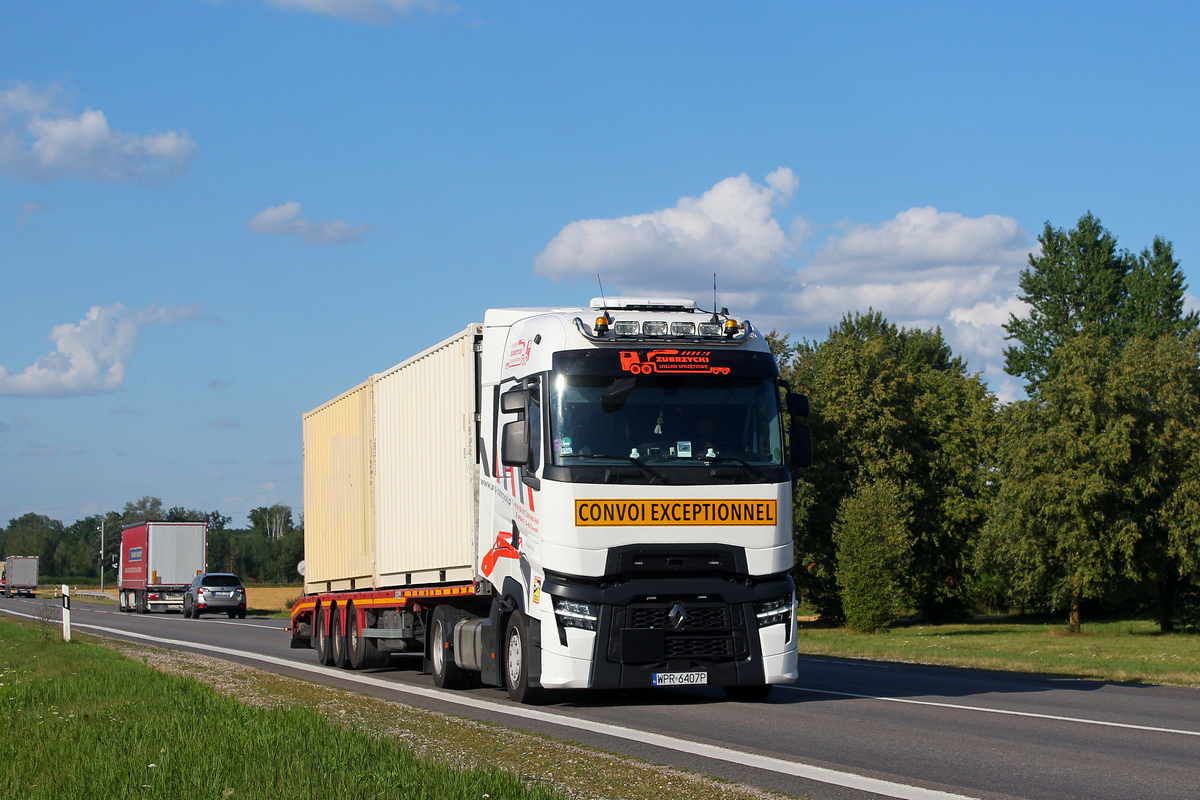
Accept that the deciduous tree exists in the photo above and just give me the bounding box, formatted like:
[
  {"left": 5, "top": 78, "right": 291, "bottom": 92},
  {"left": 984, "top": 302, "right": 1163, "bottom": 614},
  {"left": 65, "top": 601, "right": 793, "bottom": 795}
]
[{"left": 787, "top": 311, "right": 996, "bottom": 622}]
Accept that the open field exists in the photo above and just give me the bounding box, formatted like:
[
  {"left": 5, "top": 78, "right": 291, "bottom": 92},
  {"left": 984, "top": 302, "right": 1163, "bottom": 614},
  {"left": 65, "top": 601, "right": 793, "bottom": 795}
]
[
  {"left": 0, "top": 616, "right": 798, "bottom": 800},
  {"left": 244, "top": 586, "right": 301, "bottom": 614},
  {"left": 797, "top": 617, "right": 1200, "bottom": 687}
]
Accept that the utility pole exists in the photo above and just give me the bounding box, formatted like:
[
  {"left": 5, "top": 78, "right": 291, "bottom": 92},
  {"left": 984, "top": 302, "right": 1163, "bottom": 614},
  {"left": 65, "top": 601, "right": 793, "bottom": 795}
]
[{"left": 98, "top": 518, "right": 106, "bottom": 594}]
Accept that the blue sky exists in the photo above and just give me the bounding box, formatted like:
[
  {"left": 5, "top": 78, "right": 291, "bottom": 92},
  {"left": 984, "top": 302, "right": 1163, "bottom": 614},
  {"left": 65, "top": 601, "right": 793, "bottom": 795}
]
[{"left": 2, "top": 1, "right": 1198, "bottom": 526}]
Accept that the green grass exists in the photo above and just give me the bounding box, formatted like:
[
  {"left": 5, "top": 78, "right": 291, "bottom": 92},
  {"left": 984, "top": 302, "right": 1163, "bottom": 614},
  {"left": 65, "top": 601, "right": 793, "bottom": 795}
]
[
  {"left": 0, "top": 619, "right": 566, "bottom": 800},
  {"left": 796, "top": 617, "right": 1200, "bottom": 687}
]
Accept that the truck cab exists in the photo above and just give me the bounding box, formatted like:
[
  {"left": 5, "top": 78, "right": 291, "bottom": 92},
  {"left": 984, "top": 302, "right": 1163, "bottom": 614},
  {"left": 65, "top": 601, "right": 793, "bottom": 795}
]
[{"left": 473, "top": 297, "right": 806, "bottom": 699}]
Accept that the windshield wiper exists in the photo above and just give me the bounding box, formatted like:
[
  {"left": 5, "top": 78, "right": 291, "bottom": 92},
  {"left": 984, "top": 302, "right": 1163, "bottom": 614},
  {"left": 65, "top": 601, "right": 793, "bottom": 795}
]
[
  {"left": 571, "top": 453, "right": 670, "bottom": 484},
  {"left": 701, "top": 454, "right": 771, "bottom": 482}
]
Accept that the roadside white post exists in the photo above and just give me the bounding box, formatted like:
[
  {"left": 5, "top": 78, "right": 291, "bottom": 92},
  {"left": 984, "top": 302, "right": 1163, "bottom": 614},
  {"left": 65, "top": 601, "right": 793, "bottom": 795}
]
[{"left": 61, "top": 584, "right": 71, "bottom": 642}]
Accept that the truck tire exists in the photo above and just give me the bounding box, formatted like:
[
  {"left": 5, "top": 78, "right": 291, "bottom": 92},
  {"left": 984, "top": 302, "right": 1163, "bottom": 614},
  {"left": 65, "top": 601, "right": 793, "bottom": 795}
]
[
  {"left": 331, "top": 606, "right": 352, "bottom": 669},
  {"left": 314, "top": 606, "right": 335, "bottom": 666},
  {"left": 503, "top": 610, "right": 542, "bottom": 704},
  {"left": 347, "top": 605, "right": 384, "bottom": 670},
  {"left": 723, "top": 685, "right": 773, "bottom": 702},
  {"left": 136, "top": 591, "right": 147, "bottom": 614},
  {"left": 429, "top": 605, "right": 471, "bottom": 689}
]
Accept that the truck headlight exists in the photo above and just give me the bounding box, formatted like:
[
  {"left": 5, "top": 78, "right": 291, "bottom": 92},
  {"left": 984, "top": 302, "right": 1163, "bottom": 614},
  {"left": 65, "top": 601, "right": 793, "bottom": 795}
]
[
  {"left": 755, "top": 595, "right": 793, "bottom": 628},
  {"left": 553, "top": 598, "right": 599, "bottom": 631}
]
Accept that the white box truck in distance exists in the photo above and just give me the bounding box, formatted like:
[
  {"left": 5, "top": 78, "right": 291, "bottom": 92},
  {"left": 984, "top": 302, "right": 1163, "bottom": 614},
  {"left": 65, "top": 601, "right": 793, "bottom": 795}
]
[
  {"left": 117, "top": 521, "right": 208, "bottom": 613},
  {"left": 2, "top": 556, "right": 39, "bottom": 597},
  {"left": 290, "top": 297, "right": 811, "bottom": 703}
]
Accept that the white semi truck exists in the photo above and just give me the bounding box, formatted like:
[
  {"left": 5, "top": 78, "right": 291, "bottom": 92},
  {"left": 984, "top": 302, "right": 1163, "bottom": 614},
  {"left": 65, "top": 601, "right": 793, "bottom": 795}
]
[
  {"left": 290, "top": 297, "right": 810, "bottom": 702},
  {"left": 2, "top": 556, "right": 39, "bottom": 598}
]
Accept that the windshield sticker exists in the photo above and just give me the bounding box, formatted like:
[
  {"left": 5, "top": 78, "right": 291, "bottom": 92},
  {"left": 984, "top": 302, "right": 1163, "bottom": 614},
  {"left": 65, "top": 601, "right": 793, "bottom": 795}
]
[
  {"left": 619, "top": 350, "right": 731, "bottom": 375},
  {"left": 575, "top": 499, "right": 777, "bottom": 526}
]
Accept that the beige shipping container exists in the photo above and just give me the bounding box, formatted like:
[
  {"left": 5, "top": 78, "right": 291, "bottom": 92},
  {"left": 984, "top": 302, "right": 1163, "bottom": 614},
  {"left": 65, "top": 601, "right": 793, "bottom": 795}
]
[
  {"left": 302, "top": 325, "right": 481, "bottom": 595},
  {"left": 373, "top": 325, "right": 480, "bottom": 587},
  {"left": 302, "top": 378, "right": 375, "bottom": 593}
]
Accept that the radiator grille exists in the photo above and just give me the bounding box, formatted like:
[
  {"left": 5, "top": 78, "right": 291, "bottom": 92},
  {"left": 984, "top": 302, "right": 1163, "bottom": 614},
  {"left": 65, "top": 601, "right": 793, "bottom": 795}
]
[{"left": 610, "top": 599, "right": 748, "bottom": 664}]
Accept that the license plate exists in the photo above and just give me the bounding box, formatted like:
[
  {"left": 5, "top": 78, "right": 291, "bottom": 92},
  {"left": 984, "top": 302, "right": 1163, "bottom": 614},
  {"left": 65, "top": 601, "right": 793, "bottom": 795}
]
[
  {"left": 652, "top": 671, "right": 707, "bottom": 686},
  {"left": 216, "top": 591, "right": 231, "bottom": 597}
]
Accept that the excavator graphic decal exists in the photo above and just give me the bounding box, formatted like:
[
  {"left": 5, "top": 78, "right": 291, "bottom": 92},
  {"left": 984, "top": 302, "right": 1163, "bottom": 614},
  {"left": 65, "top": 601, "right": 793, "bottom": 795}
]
[{"left": 619, "top": 350, "right": 730, "bottom": 375}]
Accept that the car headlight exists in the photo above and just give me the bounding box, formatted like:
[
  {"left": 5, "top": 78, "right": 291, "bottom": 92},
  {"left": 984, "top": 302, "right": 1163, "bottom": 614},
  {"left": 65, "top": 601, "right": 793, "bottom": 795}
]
[
  {"left": 755, "top": 595, "right": 793, "bottom": 628},
  {"left": 553, "top": 598, "right": 599, "bottom": 631}
]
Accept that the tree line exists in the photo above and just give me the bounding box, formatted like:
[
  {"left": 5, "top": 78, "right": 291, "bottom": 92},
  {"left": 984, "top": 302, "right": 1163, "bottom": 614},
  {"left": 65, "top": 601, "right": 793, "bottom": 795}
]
[
  {"left": 776, "top": 213, "right": 1200, "bottom": 633},
  {"left": 0, "top": 496, "right": 303, "bottom": 586}
]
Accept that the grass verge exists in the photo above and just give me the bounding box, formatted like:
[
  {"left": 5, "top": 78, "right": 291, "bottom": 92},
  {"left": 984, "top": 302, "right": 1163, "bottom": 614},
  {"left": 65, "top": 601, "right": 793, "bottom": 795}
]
[
  {"left": 0, "top": 616, "right": 797, "bottom": 800},
  {"left": 797, "top": 617, "right": 1200, "bottom": 687},
  {"left": 0, "top": 618, "right": 568, "bottom": 800}
]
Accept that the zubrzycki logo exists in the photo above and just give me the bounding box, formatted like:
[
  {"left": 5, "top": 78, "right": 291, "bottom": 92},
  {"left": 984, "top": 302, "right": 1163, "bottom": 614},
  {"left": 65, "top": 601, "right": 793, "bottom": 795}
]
[
  {"left": 128, "top": 547, "right": 143, "bottom": 562},
  {"left": 505, "top": 339, "right": 533, "bottom": 369},
  {"left": 619, "top": 350, "right": 730, "bottom": 375}
]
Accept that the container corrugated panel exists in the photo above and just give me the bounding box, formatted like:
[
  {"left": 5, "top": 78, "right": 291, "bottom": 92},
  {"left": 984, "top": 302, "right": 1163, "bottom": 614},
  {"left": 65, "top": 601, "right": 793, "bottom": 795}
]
[
  {"left": 303, "top": 378, "right": 376, "bottom": 591},
  {"left": 373, "top": 325, "right": 480, "bottom": 587}
]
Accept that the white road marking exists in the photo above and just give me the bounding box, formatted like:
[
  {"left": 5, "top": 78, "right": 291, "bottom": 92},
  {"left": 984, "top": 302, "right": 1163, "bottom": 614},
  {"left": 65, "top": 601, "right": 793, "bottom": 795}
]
[
  {"left": 1, "top": 606, "right": 976, "bottom": 800},
  {"left": 783, "top": 685, "right": 1200, "bottom": 737}
]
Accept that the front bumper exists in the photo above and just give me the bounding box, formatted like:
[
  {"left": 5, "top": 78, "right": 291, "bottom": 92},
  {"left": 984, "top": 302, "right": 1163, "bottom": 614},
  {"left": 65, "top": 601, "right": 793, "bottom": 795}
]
[{"left": 539, "top": 544, "right": 796, "bottom": 690}]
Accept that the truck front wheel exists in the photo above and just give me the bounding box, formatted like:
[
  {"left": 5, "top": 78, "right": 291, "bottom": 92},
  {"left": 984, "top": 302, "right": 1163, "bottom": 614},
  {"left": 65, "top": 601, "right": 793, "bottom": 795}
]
[{"left": 503, "top": 611, "right": 542, "bottom": 705}]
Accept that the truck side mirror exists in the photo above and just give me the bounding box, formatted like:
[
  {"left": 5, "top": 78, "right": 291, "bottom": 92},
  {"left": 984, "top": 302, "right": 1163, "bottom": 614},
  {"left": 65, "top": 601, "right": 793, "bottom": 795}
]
[
  {"left": 791, "top": 422, "right": 813, "bottom": 469},
  {"left": 785, "top": 392, "right": 809, "bottom": 418},
  {"left": 501, "top": 420, "right": 531, "bottom": 466},
  {"left": 500, "top": 388, "right": 528, "bottom": 414}
]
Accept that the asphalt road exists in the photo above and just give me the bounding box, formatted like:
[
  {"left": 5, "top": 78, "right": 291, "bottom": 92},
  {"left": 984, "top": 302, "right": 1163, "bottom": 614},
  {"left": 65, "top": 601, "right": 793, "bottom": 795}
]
[{"left": 4, "top": 594, "right": 1198, "bottom": 800}]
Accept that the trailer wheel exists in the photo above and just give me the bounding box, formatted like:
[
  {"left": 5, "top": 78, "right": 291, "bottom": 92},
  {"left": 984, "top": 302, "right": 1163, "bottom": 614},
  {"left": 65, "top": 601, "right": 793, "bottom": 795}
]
[
  {"left": 503, "top": 610, "right": 542, "bottom": 704},
  {"left": 348, "top": 605, "right": 384, "bottom": 670},
  {"left": 723, "top": 685, "right": 773, "bottom": 702},
  {"left": 331, "top": 606, "right": 352, "bottom": 669},
  {"left": 429, "top": 605, "right": 471, "bottom": 689},
  {"left": 314, "top": 606, "right": 335, "bottom": 666}
]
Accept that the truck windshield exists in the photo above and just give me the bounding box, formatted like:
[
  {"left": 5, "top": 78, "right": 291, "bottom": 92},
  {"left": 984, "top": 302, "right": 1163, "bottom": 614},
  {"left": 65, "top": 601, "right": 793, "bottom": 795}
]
[{"left": 548, "top": 373, "right": 783, "bottom": 467}]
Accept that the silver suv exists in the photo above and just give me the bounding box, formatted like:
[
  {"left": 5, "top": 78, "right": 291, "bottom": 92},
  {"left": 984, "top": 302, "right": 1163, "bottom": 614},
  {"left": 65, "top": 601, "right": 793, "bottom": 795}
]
[{"left": 184, "top": 573, "right": 247, "bottom": 619}]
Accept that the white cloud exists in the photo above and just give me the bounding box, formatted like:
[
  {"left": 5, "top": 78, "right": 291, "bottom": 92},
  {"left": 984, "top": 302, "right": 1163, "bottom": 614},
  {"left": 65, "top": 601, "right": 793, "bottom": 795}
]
[
  {"left": 535, "top": 168, "right": 799, "bottom": 294},
  {"left": 248, "top": 201, "right": 370, "bottom": 246},
  {"left": 0, "top": 303, "right": 205, "bottom": 398},
  {"left": 17, "top": 200, "right": 46, "bottom": 228},
  {"left": 0, "top": 83, "right": 196, "bottom": 185},
  {"left": 266, "top": 0, "right": 456, "bottom": 24},
  {"left": 533, "top": 171, "right": 1038, "bottom": 392}
]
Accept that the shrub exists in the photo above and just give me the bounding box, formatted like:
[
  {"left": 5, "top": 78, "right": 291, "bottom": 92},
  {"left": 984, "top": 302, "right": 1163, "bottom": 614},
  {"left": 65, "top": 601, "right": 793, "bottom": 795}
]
[{"left": 834, "top": 480, "right": 911, "bottom": 633}]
